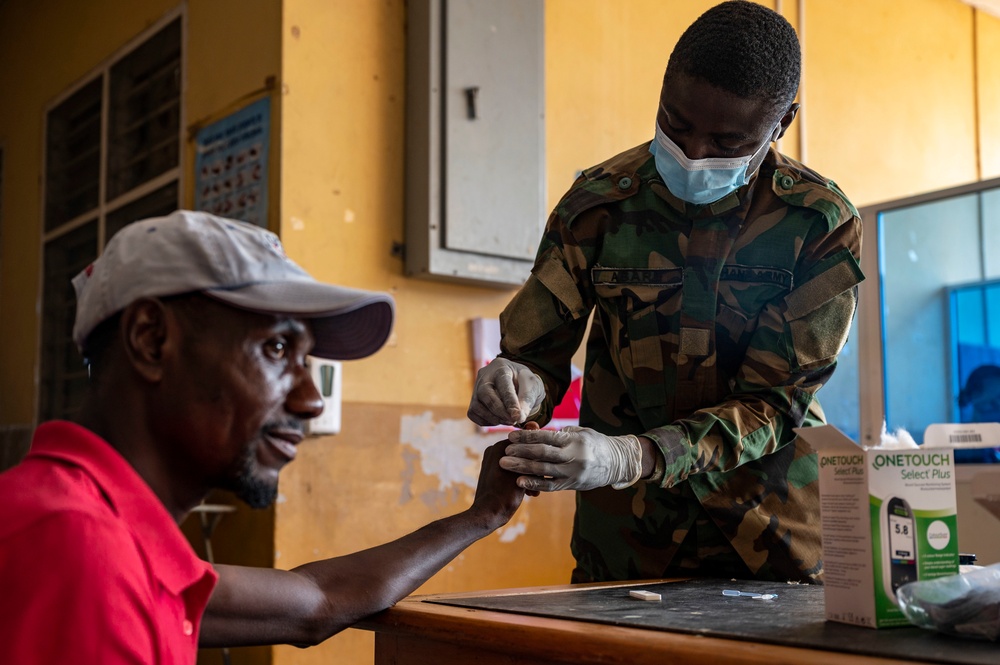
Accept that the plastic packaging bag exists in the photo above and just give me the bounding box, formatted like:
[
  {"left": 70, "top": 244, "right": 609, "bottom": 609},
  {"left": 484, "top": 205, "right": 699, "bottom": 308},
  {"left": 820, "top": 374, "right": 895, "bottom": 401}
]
[{"left": 896, "top": 563, "right": 1000, "bottom": 640}]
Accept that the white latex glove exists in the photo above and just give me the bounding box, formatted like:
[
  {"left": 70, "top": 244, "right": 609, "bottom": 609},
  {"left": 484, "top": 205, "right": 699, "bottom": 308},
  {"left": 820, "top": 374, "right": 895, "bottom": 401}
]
[
  {"left": 468, "top": 357, "right": 545, "bottom": 426},
  {"left": 500, "top": 425, "right": 644, "bottom": 492}
]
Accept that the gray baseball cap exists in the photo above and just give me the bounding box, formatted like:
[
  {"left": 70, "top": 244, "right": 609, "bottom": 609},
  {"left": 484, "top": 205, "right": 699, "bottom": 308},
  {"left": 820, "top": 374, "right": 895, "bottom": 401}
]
[{"left": 72, "top": 210, "right": 395, "bottom": 360}]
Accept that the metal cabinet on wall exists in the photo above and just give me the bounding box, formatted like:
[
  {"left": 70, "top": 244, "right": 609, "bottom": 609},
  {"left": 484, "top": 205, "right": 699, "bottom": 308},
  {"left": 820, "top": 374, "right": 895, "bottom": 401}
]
[{"left": 406, "top": 0, "right": 545, "bottom": 287}]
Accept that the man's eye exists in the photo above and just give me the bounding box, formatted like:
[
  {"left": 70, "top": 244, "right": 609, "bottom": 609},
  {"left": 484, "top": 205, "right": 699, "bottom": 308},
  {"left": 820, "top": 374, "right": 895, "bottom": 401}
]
[
  {"left": 666, "top": 119, "right": 688, "bottom": 134},
  {"left": 264, "top": 339, "right": 287, "bottom": 359}
]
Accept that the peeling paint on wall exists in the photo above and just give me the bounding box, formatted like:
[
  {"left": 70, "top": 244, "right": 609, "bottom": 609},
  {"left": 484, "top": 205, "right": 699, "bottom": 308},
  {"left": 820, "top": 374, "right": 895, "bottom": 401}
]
[
  {"left": 398, "top": 411, "right": 529, "bottom": 543},
  {"left": 398, "top": 447, "right": 419, "bottom": 504},
  {"left": 399, "top": 411, "right": 495, "bottom": 495},
  {"left": 498, "top": 520, "right": 527, "bottom": 543}
]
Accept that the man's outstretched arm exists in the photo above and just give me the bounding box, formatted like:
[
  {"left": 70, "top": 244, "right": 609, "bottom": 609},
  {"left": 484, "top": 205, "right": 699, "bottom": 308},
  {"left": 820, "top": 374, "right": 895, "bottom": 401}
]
[{"left": 199, "top": 441, "right": 523, "bottom": 648}]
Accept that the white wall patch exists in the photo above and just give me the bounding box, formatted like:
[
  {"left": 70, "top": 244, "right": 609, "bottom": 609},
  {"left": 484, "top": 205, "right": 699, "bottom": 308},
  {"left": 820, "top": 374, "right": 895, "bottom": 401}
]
[{"left": 399, "top": 411, "right": 494, "bottom": 493}]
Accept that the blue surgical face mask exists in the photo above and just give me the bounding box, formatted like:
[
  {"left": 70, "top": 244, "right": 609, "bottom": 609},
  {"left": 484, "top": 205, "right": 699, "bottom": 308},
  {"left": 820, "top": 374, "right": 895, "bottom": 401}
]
[{"left": 649, "top": 123, "right": 776, "bottom": 206}]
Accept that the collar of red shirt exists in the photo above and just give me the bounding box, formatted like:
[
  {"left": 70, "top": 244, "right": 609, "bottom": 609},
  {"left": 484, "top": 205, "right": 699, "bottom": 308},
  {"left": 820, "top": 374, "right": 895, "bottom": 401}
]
[{"left": 28, "top": 421, "right": 217, "bottom": 597}]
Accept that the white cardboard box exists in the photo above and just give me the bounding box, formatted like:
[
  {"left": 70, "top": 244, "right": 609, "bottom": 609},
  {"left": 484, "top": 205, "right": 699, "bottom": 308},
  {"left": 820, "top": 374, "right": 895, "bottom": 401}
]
[{"left": 795, "top": 425, "right": 961, "bottom": 628}]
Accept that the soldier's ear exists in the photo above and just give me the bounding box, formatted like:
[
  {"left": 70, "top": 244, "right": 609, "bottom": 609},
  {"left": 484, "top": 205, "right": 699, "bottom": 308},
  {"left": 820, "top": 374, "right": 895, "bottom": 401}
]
[
  {"left": 775, "top": 103, "right": 800, "bottom": 141},
  {"left": 120, "top": 298, "right": 171, "bottom": 383}
]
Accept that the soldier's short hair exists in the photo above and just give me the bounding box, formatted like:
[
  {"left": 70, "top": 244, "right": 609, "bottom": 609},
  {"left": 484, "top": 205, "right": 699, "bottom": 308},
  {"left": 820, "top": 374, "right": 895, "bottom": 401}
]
[{"left": 665, "top": 0, "right": 801, "bottom": 113}]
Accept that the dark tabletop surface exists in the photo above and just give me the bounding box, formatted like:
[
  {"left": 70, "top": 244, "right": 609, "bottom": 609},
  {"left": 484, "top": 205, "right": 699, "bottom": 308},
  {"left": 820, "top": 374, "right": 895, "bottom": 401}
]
[{"left": 428, "top": 578, "right": 1000, "bottom": 664}]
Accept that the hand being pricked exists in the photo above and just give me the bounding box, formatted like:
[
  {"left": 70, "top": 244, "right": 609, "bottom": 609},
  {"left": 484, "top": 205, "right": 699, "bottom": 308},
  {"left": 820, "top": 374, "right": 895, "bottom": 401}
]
[
  {"left": 501, "top": 425, "right": 644, "bottom": 492},
  {"left": 516, "top": 421, "right": 541, "bottom": 497}
]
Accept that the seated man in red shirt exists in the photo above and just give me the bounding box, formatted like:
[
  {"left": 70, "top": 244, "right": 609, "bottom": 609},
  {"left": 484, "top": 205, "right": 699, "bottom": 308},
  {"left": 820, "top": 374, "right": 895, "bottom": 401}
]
[{"left": 0, "top": 210, "right": 524, "bottom": 664}]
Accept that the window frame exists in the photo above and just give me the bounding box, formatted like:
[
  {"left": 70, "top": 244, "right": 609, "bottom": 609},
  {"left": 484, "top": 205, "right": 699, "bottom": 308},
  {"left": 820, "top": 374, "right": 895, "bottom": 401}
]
[
  {"left": 856, "top": 175, "right": 1000, "bottom": 449},
  {"left": 35, "top": 6, "right": 187, "bottom": 425}
]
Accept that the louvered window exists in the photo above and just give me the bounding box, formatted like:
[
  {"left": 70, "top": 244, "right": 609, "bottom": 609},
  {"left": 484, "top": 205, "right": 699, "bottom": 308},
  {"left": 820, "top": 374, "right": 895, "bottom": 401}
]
[{"left": 39, "top": 14, "right": 182, "bottom": 421}]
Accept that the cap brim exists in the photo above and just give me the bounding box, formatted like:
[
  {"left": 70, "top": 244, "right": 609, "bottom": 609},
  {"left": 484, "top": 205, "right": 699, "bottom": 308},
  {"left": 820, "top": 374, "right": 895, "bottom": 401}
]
[{"left": 205, "top": 281, "right": 395, "bottom": 360}]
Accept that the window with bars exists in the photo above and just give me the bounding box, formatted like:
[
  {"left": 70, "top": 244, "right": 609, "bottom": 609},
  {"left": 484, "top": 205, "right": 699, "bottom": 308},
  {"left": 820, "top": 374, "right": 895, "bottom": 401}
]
[{"left": 40, "top": 16, "right": 182, "bottom": 422}]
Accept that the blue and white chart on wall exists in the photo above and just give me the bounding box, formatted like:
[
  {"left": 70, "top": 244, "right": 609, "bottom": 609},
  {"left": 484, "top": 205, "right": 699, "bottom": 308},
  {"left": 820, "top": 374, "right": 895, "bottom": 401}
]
[{"left": 194, "top": 97, "right": 270, "bottom": 227}]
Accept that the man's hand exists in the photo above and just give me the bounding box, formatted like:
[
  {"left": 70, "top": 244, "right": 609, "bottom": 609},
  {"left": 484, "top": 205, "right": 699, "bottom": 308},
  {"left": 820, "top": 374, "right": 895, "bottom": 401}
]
[
  {"left": 469, "top": 441, "right": 527, "bottom": 529},
  {"left": 468, "top": 357, "right": 545, "bottom": 426},
  {"left": 500, "top": 426, "right": 644, "bottom": 492}
]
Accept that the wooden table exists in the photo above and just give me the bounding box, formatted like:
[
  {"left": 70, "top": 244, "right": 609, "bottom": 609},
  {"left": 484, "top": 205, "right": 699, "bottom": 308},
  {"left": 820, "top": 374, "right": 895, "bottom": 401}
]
[{"left": 355, "top": 579, "right": 999, "bottom": 665}]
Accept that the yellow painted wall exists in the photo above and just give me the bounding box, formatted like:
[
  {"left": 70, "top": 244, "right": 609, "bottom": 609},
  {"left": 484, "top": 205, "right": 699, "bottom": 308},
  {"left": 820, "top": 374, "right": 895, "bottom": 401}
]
[
  {"left": 978, "top": 10, "right": 1000, "bottom": 179},
  {"left": 545, "top": 1, "right": 715, "bottom": 202},
  {"left": 3, "top": 2, "right": 1000, "bottom": 665},
  {"left": 184, "top": 0, "right": 284, "bottom": 230},
  {"left": 805, "top": 0, "right": 980, "bottom": 205}
]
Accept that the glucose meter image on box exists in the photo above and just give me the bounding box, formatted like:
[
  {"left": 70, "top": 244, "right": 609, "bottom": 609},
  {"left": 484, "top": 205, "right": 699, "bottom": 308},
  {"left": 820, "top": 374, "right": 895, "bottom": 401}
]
[{"left": 882, "top": 496, "right": 918, "bottom": 599}]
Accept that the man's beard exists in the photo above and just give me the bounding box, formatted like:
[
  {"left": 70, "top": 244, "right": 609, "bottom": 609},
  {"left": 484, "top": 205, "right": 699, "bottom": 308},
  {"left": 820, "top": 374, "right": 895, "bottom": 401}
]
[{"left": 223, "top": 446, "right": 278, "bottom": 509}]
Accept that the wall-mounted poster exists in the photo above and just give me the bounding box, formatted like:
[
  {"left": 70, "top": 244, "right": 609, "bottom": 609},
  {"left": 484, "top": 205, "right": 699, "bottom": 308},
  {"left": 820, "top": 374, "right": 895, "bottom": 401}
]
[{"left": 194, "top": 97, "right": 270, "bottom": 227}]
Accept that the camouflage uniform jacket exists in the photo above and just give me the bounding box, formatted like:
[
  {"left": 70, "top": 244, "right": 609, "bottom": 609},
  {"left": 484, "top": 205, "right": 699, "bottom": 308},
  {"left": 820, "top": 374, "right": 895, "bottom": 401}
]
[{"left": 499, "top": 143, "right": 863, "bottom": 584}]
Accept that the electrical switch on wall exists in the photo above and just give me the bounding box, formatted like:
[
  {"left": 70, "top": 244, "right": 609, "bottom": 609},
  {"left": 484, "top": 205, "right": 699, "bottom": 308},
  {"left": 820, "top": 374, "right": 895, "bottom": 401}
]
[{"left": 307, "top": 357, "right": 342, "bottom": 435}]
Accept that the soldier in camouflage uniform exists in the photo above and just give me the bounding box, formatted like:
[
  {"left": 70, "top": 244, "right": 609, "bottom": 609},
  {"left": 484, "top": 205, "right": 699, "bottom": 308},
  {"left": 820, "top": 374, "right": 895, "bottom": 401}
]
[{"left": 468, "top": 1, "right": 863, "bottom": 584}]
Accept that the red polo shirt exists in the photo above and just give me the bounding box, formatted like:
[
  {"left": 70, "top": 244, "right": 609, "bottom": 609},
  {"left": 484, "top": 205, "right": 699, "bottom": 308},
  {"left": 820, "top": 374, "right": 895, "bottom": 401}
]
[{"left": 0, "top": 421, "right": 218, "bottom": 664}]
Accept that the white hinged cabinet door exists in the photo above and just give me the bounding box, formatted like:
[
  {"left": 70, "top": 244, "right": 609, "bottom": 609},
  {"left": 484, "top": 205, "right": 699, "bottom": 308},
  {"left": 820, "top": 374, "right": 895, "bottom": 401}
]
[{"left": 406, "top": 0, "right": 545, "bottom": 287}]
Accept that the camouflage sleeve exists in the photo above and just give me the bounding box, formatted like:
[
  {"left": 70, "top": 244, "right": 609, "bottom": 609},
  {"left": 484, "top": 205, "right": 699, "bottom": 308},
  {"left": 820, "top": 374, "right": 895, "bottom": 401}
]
[
  {"left": 498, "top": 204, "right": 600, "bottom": 424},
  {"left": 647, "top": 213, "right": 865, "bottom": 488}
]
